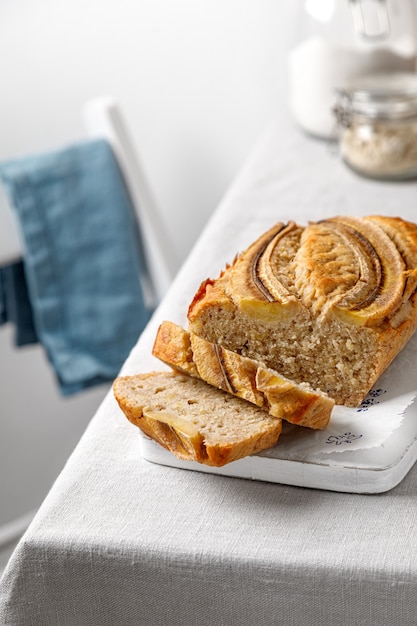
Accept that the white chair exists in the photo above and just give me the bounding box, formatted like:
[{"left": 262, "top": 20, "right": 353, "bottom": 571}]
[
  {"left": 0, "top": 97, "right": 177, "bottom": 306},
  {"left": 83, "top": 97, "right": 177, "bottom": 305}
]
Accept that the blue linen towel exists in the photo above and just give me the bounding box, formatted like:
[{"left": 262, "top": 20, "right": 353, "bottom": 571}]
[{"left": 0, "top": 139, "right": 152, "bottom": 395}]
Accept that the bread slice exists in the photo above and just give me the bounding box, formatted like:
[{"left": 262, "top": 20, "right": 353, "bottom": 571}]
[
  {"left": 152, "top": 320, "right": 334, "bottom": 430},
  {"left": 188, "top": 216, "right": 417, "bottom": 406},
  {"left": 113, "top": 371, "right": 282, "bottom": 466}
]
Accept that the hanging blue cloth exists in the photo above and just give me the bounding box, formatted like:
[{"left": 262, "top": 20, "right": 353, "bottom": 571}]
[
  {"left": 0, "top": 260, "right": 39, "bottom": 346},
  {"left": 0, "top": 139, "right": 152, "bottom": 395}
]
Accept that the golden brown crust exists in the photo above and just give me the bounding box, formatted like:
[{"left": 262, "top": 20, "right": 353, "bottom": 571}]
[
  {"left": 187, "top": 215, "right": 417, "bottom": 406},
  {"left": 152, "top": 321, "right": 334, "bottom": 429}
]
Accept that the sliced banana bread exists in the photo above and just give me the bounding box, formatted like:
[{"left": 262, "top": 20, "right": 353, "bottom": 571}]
[
  {"left": 152, "top": 320, "right": 334, "bottom": 429},
  {"left": 113, "top": 371, "right": 282, "bottom": 466}
]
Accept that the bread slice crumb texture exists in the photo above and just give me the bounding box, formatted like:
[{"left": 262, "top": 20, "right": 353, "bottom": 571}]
[
  {"left": 113, "top": 372, "right": 282, "bottom": 466},
  {"left": 152, "top": 320, "right": 334, "bottom": 429}
]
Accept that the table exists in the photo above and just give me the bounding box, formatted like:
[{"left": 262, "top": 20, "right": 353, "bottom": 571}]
[{"left": 2, "top": 115, "right": 417, "bottom": 626}]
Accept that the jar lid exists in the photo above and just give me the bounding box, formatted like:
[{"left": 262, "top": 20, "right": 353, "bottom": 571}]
[{"left": 335, "top": 72, "right": 417, "bottom": 121}]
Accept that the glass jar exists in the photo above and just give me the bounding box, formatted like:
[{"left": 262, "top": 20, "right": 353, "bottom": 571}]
[
  {"left": 288, "top": 0, "right": 417, "bottom": 139},
  {"left": 334, "top": 72, "right": 417, "bottom": 179}
]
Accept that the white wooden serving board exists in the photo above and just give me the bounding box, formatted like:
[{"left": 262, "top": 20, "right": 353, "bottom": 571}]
[{"left": 139, "top": 399, "right": 417, "bottom": 494}]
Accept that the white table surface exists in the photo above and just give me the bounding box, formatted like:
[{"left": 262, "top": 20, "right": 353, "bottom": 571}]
[{"left": 2, "top": 114, "right": 417, "bottom": 626}]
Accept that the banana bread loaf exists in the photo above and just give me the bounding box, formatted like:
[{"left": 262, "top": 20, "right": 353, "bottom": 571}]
[{"left": 187, "top": 215, "right": 417, "bottom": 406}]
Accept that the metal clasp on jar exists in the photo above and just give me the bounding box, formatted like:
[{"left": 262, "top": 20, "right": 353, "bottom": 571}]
[{"left": 333, "top": 92, "right": 354, "bottom": 129}]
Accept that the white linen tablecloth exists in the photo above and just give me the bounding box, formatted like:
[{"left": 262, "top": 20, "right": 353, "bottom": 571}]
[{"left": 2, "top": 114, "right": 417, "bottom": 625}]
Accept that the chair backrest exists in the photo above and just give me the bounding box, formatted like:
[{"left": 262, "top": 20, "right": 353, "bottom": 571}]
[{"left": 82, "top": 97, "right": 177, "bottom": 305}]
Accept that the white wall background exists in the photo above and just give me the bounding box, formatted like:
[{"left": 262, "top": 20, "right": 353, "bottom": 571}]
[
  {"left": 0, "top": 0, "right": 295, "bottom": 531},
  {"left": 0, "top": 0, "right": 295, "bottom": 264}
]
